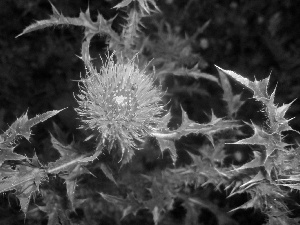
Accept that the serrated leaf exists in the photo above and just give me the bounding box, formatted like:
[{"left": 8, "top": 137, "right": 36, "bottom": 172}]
[
  {"left": 156, "top": 138, "right": 177, "bottom": 163},
  {"left": 232, "top": 122, "right": 288, "bottom": 159},
  {"left": 274, "top": 100, "right": 296, "bottom": 133},
  {"left": 0, "top": 165, "right": 18, "bottom": 180},
  {"left": 47, "top": 134, "right": 84, "bottom": 174},
  {"left": 234, "top": 122, "right": 272, "bottom": 146},
  {"left": 47, "top": 135, "right": 94, "bottom": 208},
  {"left": 239, "top": 170, "right": 266, "bottom": 189},
  {"left": 228, "top": 171, "right": 267, "bottom": 198},
  {"left": 2, "top": 109, "right": 63, "bottom": 141},
  {"left": 234, "top": 151, "right": 265, "bottom": 171},
  {"left": 275, "top": 101, "right": 294, "bottom": 120},
  {"left": 61, "top": 164, "right": 91, "bottom": 209},
  {"left": 17, "top": 2, "right": 101, "bottom": 37},
  {"left": 22, "top": 110, "right": 64, "bottom": 140},
  {"left": 177, "top": 108, "right": 239, "bottom": 143},
  {"left": 154, "top": 108, "right": 239, "bottom": 164},
  {"left": 216, "top": 66, "right": 271, "bottom": 101},
  {"left": 17, "top": 2, "right": 120, "bottom": 69},
  {"left": 78, "top": 149, "right": 102, "bottom": 163},
  {"left": 158, "top": 110, "right": 172, "bottom": 129},
  {"left": 218, "top": 69, "right": 245, "bottom": 116},
  {"left": 0, "top": 110, "right": 62, "bottom": 166},
  {"left": 0, "top": 145, "right": 26, "bottom": 167},
  {"left": 122, "top": 9, "right": 142, "bottom": 50},
  {"left": 0, "top": 165, "right": 47, "bottom": 214},
  {"left": 0, "top": 165, "right": 44, "bottom": 193},
  {"left": 48, "top": 134, "right": 102, "bottom": 171},
  {"left": 264, "top": 156, "right": 275, "bottom": 177}
]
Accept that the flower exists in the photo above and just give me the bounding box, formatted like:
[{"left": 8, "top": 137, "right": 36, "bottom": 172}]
[{"left": 75, "top": 54, "right": 164, "bottom": 162}]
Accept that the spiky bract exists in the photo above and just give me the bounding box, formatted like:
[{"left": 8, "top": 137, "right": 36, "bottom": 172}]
[{"left": 76, "top": 54, "right": 164, "bottom": 161}]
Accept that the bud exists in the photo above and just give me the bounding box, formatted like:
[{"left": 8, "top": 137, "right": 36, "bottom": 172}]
[{"left": 75, "top": 54, "right": 164, "bottom": 162}]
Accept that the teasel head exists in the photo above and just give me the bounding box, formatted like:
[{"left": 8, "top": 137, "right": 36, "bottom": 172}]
[{"left": 75, "top": 53, "right": 165, "bottom": 163}]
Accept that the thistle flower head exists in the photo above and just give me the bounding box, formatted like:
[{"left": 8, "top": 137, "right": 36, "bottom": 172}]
[{"left": 76, "top": 54, "right": 164, "bottom": 162}]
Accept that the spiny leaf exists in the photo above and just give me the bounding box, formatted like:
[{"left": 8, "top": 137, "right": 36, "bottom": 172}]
[
  {"left": 158, "top": 110, "right": 172, "bottom": 129},
  {"left": 0, "top": 110, "right": 63, "bottom": 166},
  {"left": 17, "top": 2, "right": 119, "bottom": 68},
  {"left": 233, "top": 122, "right": 273, "bottom": 146},
  {"left": 17, "top": 2, "right": 104, "bottom": 37},
  {"left": 78, "top": 149, "right": 102, "bottom": 163},
  {"left": 218, "top": 69, "right": 245, "bottom": 117},
  {"left": 156, "top": 138, "right": 177, "bottom": 163},
  {"left": 228, "top": 171, "right": 267, "bottom": 199},
  {"left": 275, "top": 101, "right": 295, "bottom": 120},
  {"left": 273, "top": 100, "right": 297, "bottom": 133},
  {"left": 2, "top": 109, "right": 63, "bottom": 142},
  {"left": 0, "top": 165, "right": 18, "bottom": 180},
  {"left": 48, "top": 135, "right": 97, "bottom": 208},
  {"left": 61, "top": 164, "right": 91, "bottom": 210},
  {"left": 216, "top": 66, "right": 271, "bottom": 101},
  {"left": 0, "top": 166, "right": 45, "bottom": 193},
  {"left": 47, "top": 134, "right": 84, "bottom": 174},
  {"left": 177, "top": 108, "right": 239, "bottom": 144},
  {"left": 232, "top": 122, "right": 289, "bottom": 159},
  {"left": 122, "top": 9, "right": 142, "bottom": 50},
  {"left": 153, "top": 108, "right": 239, "bottom": 163},
  {"left": 0, "top": 145, "right": 26, "bottom": 167},
  {"left": 264, "top": 156, "right": 276, "bottom": 177},
  {"left": 233, "top": 151, "right": 265, "bottom": 171},
  {"left": 152, "top": 110, "right": 177, "bottom": 163},
  {"left": 0, "top": 165, "right": 47, "bottom": 214},
  {"left": 238, "top": 170, "right": 266, "bottom": 190}
]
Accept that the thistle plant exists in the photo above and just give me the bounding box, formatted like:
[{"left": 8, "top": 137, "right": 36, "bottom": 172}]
[
  {"left": 76, "top": 54, "right": 165, "bottom": 163},
  {"left": 2, "top": 1, "right": 300, "bottom": 225}
]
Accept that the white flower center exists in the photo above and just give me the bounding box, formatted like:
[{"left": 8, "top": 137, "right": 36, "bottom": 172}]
[{"left": 113, "top": 95, "right": 127, "bottom": 106}]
